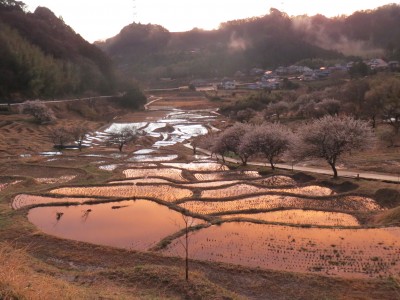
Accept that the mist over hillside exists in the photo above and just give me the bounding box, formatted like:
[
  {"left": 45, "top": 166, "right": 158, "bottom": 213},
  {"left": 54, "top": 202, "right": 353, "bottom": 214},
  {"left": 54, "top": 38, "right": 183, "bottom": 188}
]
[{"left": 97, "top": 4, "right": 400, "bottom": 80}]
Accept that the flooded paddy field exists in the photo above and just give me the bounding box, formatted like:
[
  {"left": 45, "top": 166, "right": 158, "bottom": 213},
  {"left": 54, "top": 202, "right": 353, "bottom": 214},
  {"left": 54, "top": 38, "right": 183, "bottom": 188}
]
[
  {"left": 12, "top": 194, "right": 96, "bottom": 210},
  {"left": 6, "top": 103, "right": 400, "bottom": 282},
  {"left": 28, "top": 200, "right": 202, "bottom": 251},
  {"left": 162, "top": 222, "right": 400, "bottom": 278},
  {"left": 180, "top": 195, "right": 382, "bottom": 215},
  {"left": 50, "top": 184, "right": 193, "bottom": 202},
  {"left": 14, "top": 163, "right": 394, "bottom": 279},
  {"left": 223, "top": 210, "right": 361, "bottom": 227},
  {"left": 200, "top": 184, "right": 335, "bottom": 199}
]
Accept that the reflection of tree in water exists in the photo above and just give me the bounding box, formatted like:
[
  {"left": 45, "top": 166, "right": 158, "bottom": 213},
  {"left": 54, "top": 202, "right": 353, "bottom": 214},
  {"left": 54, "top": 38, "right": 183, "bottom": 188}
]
[
  {"left": 56, "top": 212, "right": 64, "bottom": 221},
  {"left": 81, "top": 209, "right": 92, "bottom": 222}
]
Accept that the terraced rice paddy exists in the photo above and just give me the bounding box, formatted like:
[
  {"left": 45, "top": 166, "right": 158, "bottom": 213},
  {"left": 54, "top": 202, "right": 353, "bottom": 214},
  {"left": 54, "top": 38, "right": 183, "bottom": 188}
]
[
  {"left": 180, "top": 195, "right": 382, "bottom": 215},
  {"left": 223, "top": 210, "right": 361, "bottom": 227},
  {"left": 28, "top": 200, "right": 201, "bottom": 251},
  {"left": 15, "top": 161, "right": 390, "bottom": 279},
  {"left": 161, "top": 162, "right": 228, "bottom": 171},
  {"left": 10, "top": 105, "right": 398, "bottom": 280},
  {"left": 50, "top": 185, "right": 193, "bottom": 202},
  {"left": 123, "top": 168, "right": 186, "bottom": 182},
  {"left": 162, "top": 222, "right": 400, "bottom": 278},
  {"left": 12, "top": 194, "right": 96, "bottom": 210},
  {"left": 200, "top": 184, "right": 334, "bottom": 199},
  {"left": 35, "top": 175, "right": 76, "bottom": 184},
  {"left": 194, "top": 171, "right": 261, "bottom": 181},
  {"left": 253, "top": 176, "right": 297, "bottom": 187}
]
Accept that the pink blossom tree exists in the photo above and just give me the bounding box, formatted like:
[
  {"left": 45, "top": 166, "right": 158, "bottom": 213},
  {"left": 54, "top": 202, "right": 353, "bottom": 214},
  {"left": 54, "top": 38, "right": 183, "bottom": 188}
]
[
  {"left": 292, "top": 115, "right": 375, "bottom": 178},
  {"left": 240, "top": 123, "right": 293, "bottom": 170}
]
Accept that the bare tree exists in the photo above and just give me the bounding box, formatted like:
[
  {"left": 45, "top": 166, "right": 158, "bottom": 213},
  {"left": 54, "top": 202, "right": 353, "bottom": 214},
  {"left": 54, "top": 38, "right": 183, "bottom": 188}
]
[
  {"left": 341, "top": 79, "right": 370, "bottom": 116},
  {"left": 363, "top": 88, "right": 383, "bottom": 128},
  {"left": 20, "top": 100, "right": 56, "bottom": 124},
  {"left": 240, "top": 123, "right": 293, "bottom": 170},
  {"left": 171, "top": 214, "right": 196, "bottom": 281},
  {"left": 107, "top": 125, "right": 139, "bottom": 152},
  {"left": 50, "top": 128, "right": 71, "bottom": 149},
  {"left": 68, "top": 126, "right": 89, "bottom": 151},
  {"left": 266, "top": 101, "right": 290, "bottom": 120},
  {"left": 292, "top": 116, "right": 375, "bottom": 178},
  {"left": 181, "top": 215, "right": 195, "bottom": 281},
  {"left": 235, "top": 108, "right": 255, "bottom": 123},
  {"left": 378, "top": 126, "right": 397, "bottom": 148},
  {"left": 315, "top": 98, "right": 341, "bottom": 116},
  {"left": 366, "top": 77, "right": 400, "bottom": 133}
]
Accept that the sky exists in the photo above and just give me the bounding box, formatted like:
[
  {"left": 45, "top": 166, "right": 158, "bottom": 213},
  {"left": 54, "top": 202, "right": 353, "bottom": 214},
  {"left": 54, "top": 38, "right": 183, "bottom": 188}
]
[{"left": 23, "top": 0, "right": 398, "bottom": 43}]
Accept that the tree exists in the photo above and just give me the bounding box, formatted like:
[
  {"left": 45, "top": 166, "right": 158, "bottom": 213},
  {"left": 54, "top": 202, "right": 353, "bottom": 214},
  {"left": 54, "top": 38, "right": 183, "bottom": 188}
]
[
  {"left": 381, "top": 79, "right": 400, "bottom": 134},
  {"left": 266, "top": 101, "right": 289, "bottom": 120},
  {"left": 341, "top": 79, "right": 369, "bottom": 116},
  {"left": 217, "top": 123, "right": 253, "bottom": 165},
  {"left": 348, "top": 61, "right": 369, "bottom": 78},
  {"left": 363, "top": 88, "right": 383, "bottom": 128},
  {"left": 240, "top": 123, "right": 293, "bottom": 170},
  {"left": 0, "top": 0, "right": 26, "bottom": 11},
  {"left": 107, "top": 125, "right": 139, "bottom": 152},
  {"left": 119, "top": 85, "right": 147, "bottom": 109},
  {"left": 181, "top": 215, "right": 195, "bottom": 281},
  {"left": 68, "top": 126, "right": 89, "bottom": 151},
  {"left": 315, "top": 98, "right": 341, "bottom": 116},
  {"left": 50, "top": 128, "right": 71, "bottom": 149},
  {"left": 366, "top": 77, "right": 400, "bottom": 133},
  {"left": 293, "top": 116, "right": 375, "bottom": 178},
  {"left": 20, "top": 100, "right": 56, "bottom": 124}
]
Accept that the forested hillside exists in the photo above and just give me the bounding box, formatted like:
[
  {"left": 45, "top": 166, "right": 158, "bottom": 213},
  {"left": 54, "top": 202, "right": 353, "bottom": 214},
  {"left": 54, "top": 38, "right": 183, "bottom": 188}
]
[
  {"left": 98, "top": 9, "right": 341, "bottom": 80},
  {"left": 98, "top": 5, "right": 400, "bottom": 80},
  {"left": 0, "top": 0, "right": 116, "bottom": 102},
  {"left": 294, "top": 4, "right": 400, "bottom": 59}
]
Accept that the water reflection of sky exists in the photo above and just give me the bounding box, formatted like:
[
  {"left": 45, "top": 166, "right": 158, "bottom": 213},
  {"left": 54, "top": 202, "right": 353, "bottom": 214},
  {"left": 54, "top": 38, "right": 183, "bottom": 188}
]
[
  {"left": 84, "top": 109, "right": 214, "bottom": 149},
  {"left": 28, "top": 200, "right": 199, "bottom": 251}
]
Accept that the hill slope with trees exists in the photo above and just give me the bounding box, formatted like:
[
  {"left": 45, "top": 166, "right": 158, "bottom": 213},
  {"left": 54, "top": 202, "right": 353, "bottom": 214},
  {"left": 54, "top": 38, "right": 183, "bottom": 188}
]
[
  {"left": 0, "top": 0, "right": 117, "bottom": 102},
  {"left": 97, "top": 9, "right": 341, "bottom": 80},
  {"left": 98, "top": 5, "right": 400, "bottom": 81}
]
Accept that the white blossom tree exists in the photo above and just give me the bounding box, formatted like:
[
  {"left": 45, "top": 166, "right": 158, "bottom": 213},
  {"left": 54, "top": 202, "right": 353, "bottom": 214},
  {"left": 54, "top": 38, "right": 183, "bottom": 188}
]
[
  {"left": 217, "top": 123, "right": 253, "bottom": 165},
  {"left": 292, "top": 116, "right": 375, "bottom": 178},
  {"left": 20, "top": 100, "right": 56, "bottom": 124},
  {"left": 240, "top": 123, "right": 293, "bottom": 170}
]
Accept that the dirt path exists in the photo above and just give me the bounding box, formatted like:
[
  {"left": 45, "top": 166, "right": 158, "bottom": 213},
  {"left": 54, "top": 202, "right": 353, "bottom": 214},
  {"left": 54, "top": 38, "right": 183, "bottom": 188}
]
[{"left": 188, "top": 145, "right": 400, "bottom": 183}]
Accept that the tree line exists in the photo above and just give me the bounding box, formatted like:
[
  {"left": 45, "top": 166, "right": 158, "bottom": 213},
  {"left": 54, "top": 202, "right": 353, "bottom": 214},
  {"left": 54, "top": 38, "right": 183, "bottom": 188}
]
[
  {"left": 219, "top": 74, "right": 400, "bottom": 143},
  {"left": 0, "top": 1, "right": 117, "bottom": 102},
  {"left": 196, "top": 116, "right": 375, "bottom": 178}
]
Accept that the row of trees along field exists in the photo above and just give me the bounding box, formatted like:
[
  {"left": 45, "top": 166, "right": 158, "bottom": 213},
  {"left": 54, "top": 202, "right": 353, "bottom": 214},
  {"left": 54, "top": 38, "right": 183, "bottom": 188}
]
[
  {"left": 0, "top": 0, "right": 117, "bottom": 102},
  {"left": 218, "top": 74, "right": 400, "bottom": 143},
  {"left": 197, "top": 116, "right": 375, "bottom": 179}
]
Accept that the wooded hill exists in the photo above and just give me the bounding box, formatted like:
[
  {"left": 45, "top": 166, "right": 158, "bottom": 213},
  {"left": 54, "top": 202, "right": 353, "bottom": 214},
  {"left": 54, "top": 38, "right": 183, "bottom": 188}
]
[
  {"left": 0, "top": 1, "right": 116, "bottom": 102},
  {"left": 98, "top": 5, "right": 400, "bottom": 80}
]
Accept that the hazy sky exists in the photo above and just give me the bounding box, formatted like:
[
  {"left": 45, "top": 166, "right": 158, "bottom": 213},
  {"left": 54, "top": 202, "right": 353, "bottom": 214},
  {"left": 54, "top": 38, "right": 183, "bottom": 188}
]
[{"left": 24, "top": 0, "right": 398, "bottom": 42}]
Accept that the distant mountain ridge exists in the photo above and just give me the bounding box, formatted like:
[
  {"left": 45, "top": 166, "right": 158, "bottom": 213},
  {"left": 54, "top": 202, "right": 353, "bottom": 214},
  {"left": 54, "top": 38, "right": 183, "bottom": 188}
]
[
  {"left": 97, "top": 5, "right": 400, "bottom": 80},
  {"left": 0, "top": 1, "right": 116, "bottom": 102}
]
